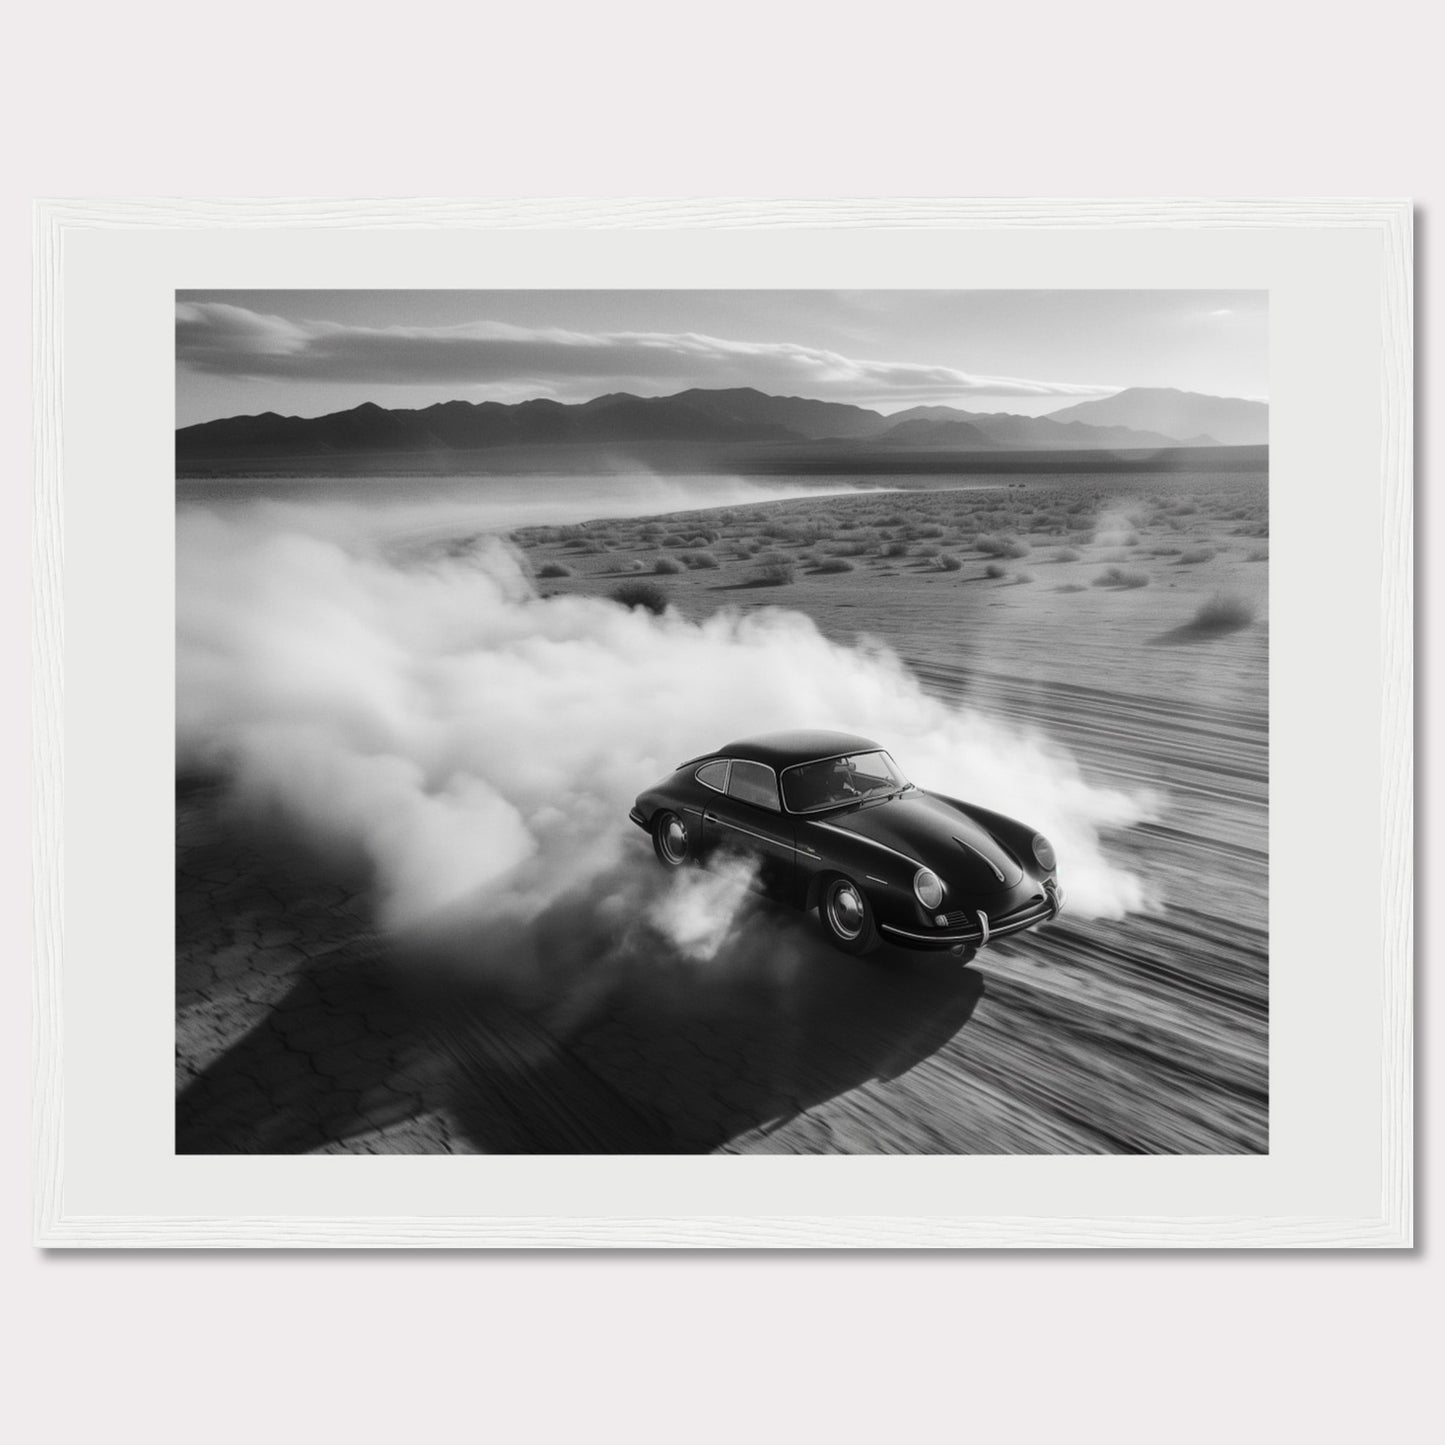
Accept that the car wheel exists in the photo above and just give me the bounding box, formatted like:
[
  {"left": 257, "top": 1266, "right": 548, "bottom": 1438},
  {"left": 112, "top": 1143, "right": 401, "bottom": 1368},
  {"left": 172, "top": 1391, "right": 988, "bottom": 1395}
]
[
  {"left": 652, "top": 810, "right": 691, "bottom": 868},
  {"left": 819, "top": 875, "right": 880, "bottom": 955}
]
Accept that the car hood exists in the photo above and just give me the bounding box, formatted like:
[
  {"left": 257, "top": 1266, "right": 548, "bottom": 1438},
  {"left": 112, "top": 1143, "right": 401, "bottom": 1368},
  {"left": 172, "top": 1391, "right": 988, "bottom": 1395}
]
[{"left": 814, "top": 791, "right": 1027, "bottom": 889}]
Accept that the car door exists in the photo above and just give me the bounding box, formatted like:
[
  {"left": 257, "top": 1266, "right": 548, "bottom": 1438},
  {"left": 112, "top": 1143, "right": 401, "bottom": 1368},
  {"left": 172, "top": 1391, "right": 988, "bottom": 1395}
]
[{"left": 699, "top": 758, "right": 796, "bottom": 899}]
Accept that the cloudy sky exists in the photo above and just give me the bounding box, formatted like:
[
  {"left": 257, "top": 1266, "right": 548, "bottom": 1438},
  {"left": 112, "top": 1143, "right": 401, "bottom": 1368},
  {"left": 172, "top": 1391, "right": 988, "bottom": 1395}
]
[{"left": 175, "top": 290, "right": 1267, "bottom": 427}]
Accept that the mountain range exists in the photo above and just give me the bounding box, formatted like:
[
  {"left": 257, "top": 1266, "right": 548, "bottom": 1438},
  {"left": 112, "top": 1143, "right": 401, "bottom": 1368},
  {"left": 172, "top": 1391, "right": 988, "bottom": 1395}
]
[
  {"left": 176, "top": 385, "right": 1268, "bottom": 466},
  {"left": 1045, "top": 387, "right": 1268, "bottom": 447}
]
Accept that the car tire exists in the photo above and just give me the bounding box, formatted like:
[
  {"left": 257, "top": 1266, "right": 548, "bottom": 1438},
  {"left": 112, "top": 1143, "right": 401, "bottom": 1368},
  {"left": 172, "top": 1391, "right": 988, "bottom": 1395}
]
[
  {"left": 652, "top": 810, "right": 691, "bottom": 868},
  {"left": 818, "top": 874, "right": 880, "bottom": 955}
]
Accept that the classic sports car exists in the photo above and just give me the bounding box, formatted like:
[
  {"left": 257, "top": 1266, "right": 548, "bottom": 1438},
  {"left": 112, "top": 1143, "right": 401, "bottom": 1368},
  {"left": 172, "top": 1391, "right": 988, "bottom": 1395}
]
[{"left": 629, "top": 730, "right": 1063, "bottom": 955}]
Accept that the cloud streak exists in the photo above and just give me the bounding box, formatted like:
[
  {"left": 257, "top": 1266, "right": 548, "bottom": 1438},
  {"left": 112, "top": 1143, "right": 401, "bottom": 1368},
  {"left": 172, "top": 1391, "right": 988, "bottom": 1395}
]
[{"left": 175, "top": 301, "right": 1118, "bottom": 407}]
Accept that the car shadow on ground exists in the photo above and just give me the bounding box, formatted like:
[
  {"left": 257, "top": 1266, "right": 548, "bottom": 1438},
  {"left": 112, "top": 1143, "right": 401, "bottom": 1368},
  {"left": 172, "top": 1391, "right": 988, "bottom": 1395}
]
[
  {"left": 176, "top": 888, "right": 986, "bottom": 1155},
  {"left": 175, "top": 785, "right": 987, "bottom": 1155},
  {"left": 394, "top": 895, "right": 987, "bottom": 1154}
]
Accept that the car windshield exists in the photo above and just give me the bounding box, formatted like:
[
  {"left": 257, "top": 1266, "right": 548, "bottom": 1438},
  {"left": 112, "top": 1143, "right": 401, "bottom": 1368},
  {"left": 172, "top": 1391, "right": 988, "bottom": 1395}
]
[{"left": 781, "top": 751, "right": 910, "bottom": 814}]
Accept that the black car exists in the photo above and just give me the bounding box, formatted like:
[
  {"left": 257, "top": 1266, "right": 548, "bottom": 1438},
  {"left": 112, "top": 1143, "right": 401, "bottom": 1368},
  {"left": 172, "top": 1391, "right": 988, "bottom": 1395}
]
[{"left": 629, "top": 730, "right": 1063, "bottom": 955}]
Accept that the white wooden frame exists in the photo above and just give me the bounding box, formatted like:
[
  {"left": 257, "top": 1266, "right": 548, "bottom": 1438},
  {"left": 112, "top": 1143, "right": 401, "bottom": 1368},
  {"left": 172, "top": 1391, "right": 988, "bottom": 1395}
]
[{"left": 32, "top": 199, "right": 1413, "bottom": 1247}]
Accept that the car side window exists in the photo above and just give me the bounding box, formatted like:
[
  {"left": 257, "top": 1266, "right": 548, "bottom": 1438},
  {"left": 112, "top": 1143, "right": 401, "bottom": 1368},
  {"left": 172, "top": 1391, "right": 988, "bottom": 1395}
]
[
  {"left": 727, "top": 759, "right": 780, "bottom": 812},
  {"left": 695, "top": 760, "right": 729, "bottom": 793}
]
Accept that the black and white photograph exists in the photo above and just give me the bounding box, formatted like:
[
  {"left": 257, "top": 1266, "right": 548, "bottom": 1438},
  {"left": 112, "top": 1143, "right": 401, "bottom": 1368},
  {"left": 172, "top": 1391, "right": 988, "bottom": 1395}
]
[{"left": 174, "top": 287, "right": 1271, "bottom": 1156}]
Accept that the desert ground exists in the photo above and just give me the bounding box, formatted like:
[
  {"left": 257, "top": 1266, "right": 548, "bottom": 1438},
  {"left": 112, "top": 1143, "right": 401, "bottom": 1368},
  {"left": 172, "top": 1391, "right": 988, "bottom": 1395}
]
[{"left": 177, "top": 468, "right": 1268, "bottom": 1154}]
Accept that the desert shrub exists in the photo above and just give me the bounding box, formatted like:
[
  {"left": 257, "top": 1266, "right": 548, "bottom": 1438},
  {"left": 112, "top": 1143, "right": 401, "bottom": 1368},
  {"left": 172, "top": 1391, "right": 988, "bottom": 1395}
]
[
  {"left": 813, "top": 557, "right": 855, "bottom": 574},
  {"left": 1247, "top": 546, "right": 1269, "bottom": 562},
  {"left": 1093, "top": 566, "right": 1150, "bottom": 589},
  {"left": 984, "top": 562, "right": 1008, "bottom": 579},
  {"left": 536, "top": 562, "right": 572, "bottom": 579},
  {"left": 660, "top": 533, "right": 688, "bottom": 547},
  {"left": 1052, "top": 547, "right": 1081, "bottom": 563},
  {"left": 653, "top": 556, "right": 683, "bottom": 575},
  {"left": 1190, "top": 592, "right": 1257, "bottom": 633},
  {"left": 617, "top": 557, "right": 646, "bottom": 573},
  {"left": 1065, "top": 514, "right": 1095, "bottom": 532},
  {"left": 609, "top": 580, "right": 669, "bottom": 615},
  {"left": 683, "top": 551, "right": 720, "bottom": 569},
  {"left": 1057, "top": 583, "right": 1087, "bottom": 593},
  {"left": 1149, "top": 546, "right": 1182, "bottom": 557},
  {"left": 749, "top": 559, "right": 796, "bottom": 586},
  {"left": 934, "top": 554, "right": 963, "bottom": 572},
  {"left": 977, "top": 533, "right": 1029, "bottom": 559},
  {"left": 910, "top": 523, "right": 945, "bottom": 540},
  {"left": 1015, "top": 571, "right": 1035, "bottom": 584},
  {"left": 639, "top": 523, "right": 664, "bottom": 538},
  {"left": 827, "top": 540, "right": 869, "bottom": 557},
  {"left": 881, "top": 540, "right": 910, "bottom": 558},
  {"left": 1171, "top": 501, "right": 1199, "bottom": 516},
  {"left": 916, "top": 543, "right": 942, "bottom": 559},
  {"left": 1178, "top": 546, "right": 1216, "bottom": 565},
  {"left": 772, "top": 522, "right": 829, "bottom": 546},
  {"left": 877, "top": 513, "right": 907, "bottom": 528}
]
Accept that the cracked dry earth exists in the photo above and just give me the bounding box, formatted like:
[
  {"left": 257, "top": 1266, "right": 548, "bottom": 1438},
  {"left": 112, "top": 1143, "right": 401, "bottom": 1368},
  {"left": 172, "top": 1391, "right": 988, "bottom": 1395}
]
[{"left": 176, "top": 786, "right": 461, "bottom": 1154}]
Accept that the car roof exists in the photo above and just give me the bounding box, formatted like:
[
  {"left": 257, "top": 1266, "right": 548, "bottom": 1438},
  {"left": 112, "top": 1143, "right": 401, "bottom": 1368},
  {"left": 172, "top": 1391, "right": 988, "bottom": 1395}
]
[{"left": 714, "top": 730, "right": 883, "bottom": 769}]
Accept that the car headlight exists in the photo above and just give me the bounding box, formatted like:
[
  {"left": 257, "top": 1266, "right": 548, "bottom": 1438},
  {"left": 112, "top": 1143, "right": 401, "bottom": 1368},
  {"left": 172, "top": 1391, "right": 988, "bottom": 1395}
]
[
  {"left": 1032, "top": 834, "right": 1057, "bottom": 872},
  {"left": 913, "top": 867, "right": 945, "bottom": 910}
]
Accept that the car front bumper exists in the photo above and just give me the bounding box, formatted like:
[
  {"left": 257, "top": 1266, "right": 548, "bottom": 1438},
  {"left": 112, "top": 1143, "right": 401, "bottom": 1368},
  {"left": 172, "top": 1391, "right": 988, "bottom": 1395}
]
[
  {"left": 628, "top": 804, "right": 648, "bottom": 832},
  {"left": 879, "top": 881, "right": 1063, "bottom": 950}
]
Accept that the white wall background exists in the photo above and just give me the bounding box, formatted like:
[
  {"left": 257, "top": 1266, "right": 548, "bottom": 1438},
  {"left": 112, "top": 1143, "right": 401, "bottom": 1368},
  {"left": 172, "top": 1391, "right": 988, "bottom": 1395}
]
[{"left": 0, "top": 3, "right": 1435, "bottom": 1441}]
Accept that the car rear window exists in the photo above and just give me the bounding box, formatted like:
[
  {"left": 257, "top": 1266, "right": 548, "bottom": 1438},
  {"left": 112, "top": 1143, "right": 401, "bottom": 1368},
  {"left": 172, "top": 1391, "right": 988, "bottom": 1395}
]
[
  {"left": 727, "top": 759, "right": 780, "bottom": 811},
  {"left": 695, "top": 760, "right": 729, "bottom": 792}
]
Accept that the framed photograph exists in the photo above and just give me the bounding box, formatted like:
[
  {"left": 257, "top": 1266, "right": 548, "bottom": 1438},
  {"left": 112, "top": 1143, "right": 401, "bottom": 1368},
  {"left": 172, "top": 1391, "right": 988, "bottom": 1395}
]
[{"left": 33, "top": 199, "right": 1412, "bottom": 1247}]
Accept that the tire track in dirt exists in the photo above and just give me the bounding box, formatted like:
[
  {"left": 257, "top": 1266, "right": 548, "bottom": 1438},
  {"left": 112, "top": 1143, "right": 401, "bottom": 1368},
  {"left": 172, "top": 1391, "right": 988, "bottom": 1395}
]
[{"left": 724, "top": 651, "right": 1269, "bottom": 1153}]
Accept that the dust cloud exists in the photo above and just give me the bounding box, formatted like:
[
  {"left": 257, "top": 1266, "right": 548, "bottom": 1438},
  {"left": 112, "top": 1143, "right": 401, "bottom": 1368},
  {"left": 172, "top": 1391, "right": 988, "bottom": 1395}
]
[{"left": 177, "top": 483, "right": 1158, "bottom": 953}]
